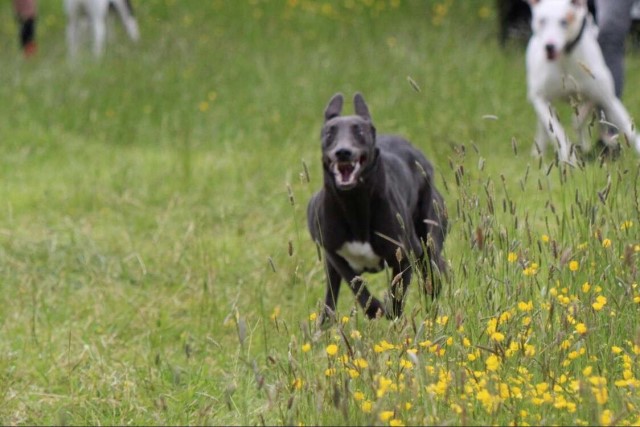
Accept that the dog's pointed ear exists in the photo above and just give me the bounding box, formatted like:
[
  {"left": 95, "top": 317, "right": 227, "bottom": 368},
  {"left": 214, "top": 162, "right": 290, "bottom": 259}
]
[
  {"left": 324, "top": 93, "right": 344, "bottom": 122},
  {"left": 353, "top": 93, "right": 371, "bottom": 121}
]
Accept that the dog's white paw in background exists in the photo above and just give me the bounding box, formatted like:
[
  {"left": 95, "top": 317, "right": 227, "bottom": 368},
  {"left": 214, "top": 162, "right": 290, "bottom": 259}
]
[
  {"left": 526, "top": 0, "right": 640, "bottom": 164},
  {"left": 64, "top": 0, "right": 140, "bottom": 59}
]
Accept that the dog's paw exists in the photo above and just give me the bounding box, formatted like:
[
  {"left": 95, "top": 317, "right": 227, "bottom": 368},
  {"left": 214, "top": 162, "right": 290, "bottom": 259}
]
[{"left": 364, "top": 299, "right": 385, "bottom": 320}]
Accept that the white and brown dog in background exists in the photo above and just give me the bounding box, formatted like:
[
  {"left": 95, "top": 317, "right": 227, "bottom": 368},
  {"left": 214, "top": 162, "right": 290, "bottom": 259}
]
[
  {"left": 65, "top": 0, "right": 140, "bottom": 58},
  {"left": 526, "top": 0, "right": 640, "bottom": 163}
]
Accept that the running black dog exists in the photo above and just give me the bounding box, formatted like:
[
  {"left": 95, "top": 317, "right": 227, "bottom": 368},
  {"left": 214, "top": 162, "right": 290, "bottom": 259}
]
[{"left": 307, "top": 93, "right": 447, "bottom": 321}]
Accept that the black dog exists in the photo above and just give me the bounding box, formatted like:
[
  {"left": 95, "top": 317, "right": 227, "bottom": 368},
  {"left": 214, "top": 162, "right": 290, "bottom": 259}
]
[{"left": 307, "top": 93, "right": 448, "bottom": 320}]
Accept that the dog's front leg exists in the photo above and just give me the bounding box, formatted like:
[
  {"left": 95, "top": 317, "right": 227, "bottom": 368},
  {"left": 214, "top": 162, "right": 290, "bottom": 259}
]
[
  {"left": 573, "top": 101, "right": 595, "bottom": 154},
  {"left": 91, "top": 16, "right": 106, "bottom": 58},
  {"left": 324, "top": 256, "right": 384, "bottom": 321},
  {"left": 530, "top": 96, "right": 574, "bottom": 163},
  {"left": 388, "top": 262, "right": 412, "bottom": 319},
  {"left": 321, "top": 263, "right": 342, "bottom": 322}
]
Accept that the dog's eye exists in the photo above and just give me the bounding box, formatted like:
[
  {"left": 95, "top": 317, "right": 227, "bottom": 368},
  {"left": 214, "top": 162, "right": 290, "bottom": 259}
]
[
  {"left": 324, "top": 126, "right": 336, "bottom": 144},
  {"left": 538, "top": 17, "right": 546, "bottom": 27},
  {"left": 559, "top": 19, "right": 568, "bottom": 28},
  {"left": 352, "top": 125, "right": 365, "bottom": 141}
]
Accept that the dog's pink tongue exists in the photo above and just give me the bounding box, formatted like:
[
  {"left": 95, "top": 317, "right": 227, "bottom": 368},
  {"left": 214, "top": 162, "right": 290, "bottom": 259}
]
[{"left": 338, "top": 163, "right": 354, "bottom": 183}]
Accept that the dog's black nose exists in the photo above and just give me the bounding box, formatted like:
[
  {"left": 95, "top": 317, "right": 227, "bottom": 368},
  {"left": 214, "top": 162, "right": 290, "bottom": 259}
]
[
  {"left": 335, "top": 148, "right": 352, "bottom": 161},
  {"left": 545, "top": 43, "right": 556, "bottom": 58}
]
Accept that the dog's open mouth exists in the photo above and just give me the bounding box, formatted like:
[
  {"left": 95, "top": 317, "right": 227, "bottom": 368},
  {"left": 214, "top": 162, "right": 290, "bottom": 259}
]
[{"left": 331, "top": 157, "right": 364, "bottom": 188}]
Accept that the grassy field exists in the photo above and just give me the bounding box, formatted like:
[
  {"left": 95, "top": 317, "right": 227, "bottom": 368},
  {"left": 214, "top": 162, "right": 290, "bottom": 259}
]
[{"left": 1, "top": 0, "right": 640, "bottom": 425}]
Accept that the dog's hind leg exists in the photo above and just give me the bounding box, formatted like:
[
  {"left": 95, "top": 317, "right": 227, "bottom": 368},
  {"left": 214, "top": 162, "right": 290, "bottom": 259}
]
[{"left": 601, "top": 98, "right": 640, "bottom": 154}]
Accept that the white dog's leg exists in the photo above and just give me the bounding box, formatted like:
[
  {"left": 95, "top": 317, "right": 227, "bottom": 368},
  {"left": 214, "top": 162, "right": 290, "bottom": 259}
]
[
  {"left": 532, "top": 119, "right": 549, "bottom": 157},
  {"left": 91, "top": 17, "right": 106, "bottom": 58},
  {"left": 573, "top": 102, "right": 594, "bottom": 153},
  {"left": 530, "top": 96, "right": 575, "bottom": 163},
  {"left": 111, "top": 0, "right": 140, "bottom": 42},
  {"left": 65, "top": 0, "right": 80, "bottom": 58},
  {"left": 601, "top": 99, "right": 640, "bottom": 153}
]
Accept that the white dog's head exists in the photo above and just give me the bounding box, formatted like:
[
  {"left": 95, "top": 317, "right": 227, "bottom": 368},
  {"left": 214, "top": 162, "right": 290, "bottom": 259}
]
[{"left": 528, "top": 0, "right": 589, "bottom": 61}]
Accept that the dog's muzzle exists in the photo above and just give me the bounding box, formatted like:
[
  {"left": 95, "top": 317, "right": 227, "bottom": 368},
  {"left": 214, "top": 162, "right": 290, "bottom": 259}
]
[
  {"left": 545, "top": 43, "right": 557, "bottom": 61},
  {"left": 329, "top": 149, "right": 366, "bottom": 189}
]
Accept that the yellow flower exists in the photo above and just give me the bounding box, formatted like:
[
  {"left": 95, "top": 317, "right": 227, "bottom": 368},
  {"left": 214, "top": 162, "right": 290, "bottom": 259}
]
[
  {"left": 325, "top": 367, "right": 336, "bottom": 377},
  {"left": 354, "top": 358, "right": 369, "bottom": 369},
  {"left": 347, "top": 368, "right": 360, "bottom": 378},
  {"left": 541, "top": 234, "right": 550, "bottom": 243},
  {"left": 374, "top": 340, "right": 396, "bottom": 353},
  {"left": 524, "top": 344, "right": 536, "bottom": 357},
  {"left": 589, "top": 376, "right": 608, "bottom": 404},
  {"left": 569, "top": 260, "right": 579, "bottom": 271},
  {"left": 351, "top": 330, "right": 362, "bottom": 340},
  {"left": 601, "top": 409, "right": 613, "bottom": 426},
  {"left": 389, "top": 419, "right": 405, "bottom": 427},
  {"left": 518, "top": 300, "right": 533, "bottom": 311},
  {"left": 270, "top": 306, "right": 281, "bottom": 321},
  {"left": 523, "top": 263, "right": 539, "bottom": 276},
  {"left": 326, "top": 344, "right": 338, "bottom": 356},
  {"left": 399, "top": 358, "right": 414, "bottom": 370},
  {"left": 592, "top": 295, "right": 607, "bottom": 311},
  {"left": 309, "top": 312, "right": 317, "bottom": 321},
  {"left": 620, "top": 220, "right": 634, "bottom": 230},
  {"left": 507, "top": 252, "right": 518, "bottom": 263},
  {"left": 341, "top": 316, "right": 349, "bottom": 324},
  {"left": 291, "top": 378, "right": 303, "bottom": 390},
  {"left": 490, "top": 332, "right": 505, "bottom": 342},
  {"left": 379, "top": 411, "right": 395, "bottom": 422},
  {"left": 486, "top": 354, "right": 500, "bottom": 371},
  {"left": 198, "top": 101, "right": 209, "bottom": 112},
  {"left": 602, "top": 238, "right": 612, "bottom": 248},
  {"left": 436, "top": 315, "right": 449, "bottom": 326},
  {"left": 302, "top": 343, "right": 311, "bottom": 353},
  {"left": 575, "top": 323, "right": 588, "bottom": 335},
  {"left": 353, "top": 391, "right": 365, "bottom": 401},
  {"left": 582, "top": 282, "right": 591, "bottom": 293},
  {"left": 361, "top": 400, "right": 373, "bottom": 413}
]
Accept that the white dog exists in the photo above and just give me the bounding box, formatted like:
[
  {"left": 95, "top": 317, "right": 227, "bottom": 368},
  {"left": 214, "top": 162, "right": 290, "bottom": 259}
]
[
  {"left": 65, "top": 0, "right": 140, "bottom": 58},
  {"left": 526, "top": 0, "right": 640, "bottom": 163}
]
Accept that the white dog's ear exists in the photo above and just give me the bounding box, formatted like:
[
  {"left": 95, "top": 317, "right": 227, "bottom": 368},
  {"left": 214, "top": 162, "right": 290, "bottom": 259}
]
[
  {"left": 353, "top": 92, "right": 371, "bottom": 121},
  {"left": 324, "top": 93, "right": 344, "bottom": 121},
  {"left": 527, "top": 0, "right": 541, "bottom": 6}
]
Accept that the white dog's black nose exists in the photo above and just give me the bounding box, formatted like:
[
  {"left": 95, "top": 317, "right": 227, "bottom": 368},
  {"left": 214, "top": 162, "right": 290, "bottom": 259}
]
[{"left": 545, "top": 43, "right": 557, "bottom": 59}]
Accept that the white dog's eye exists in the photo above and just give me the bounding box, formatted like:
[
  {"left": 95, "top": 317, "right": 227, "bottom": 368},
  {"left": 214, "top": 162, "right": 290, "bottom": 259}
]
[
  {"left": 560, "top": 19, "right": 568, "bottom": 28},
  {"left": 538, "top": 17, "right": 546, "bottom": 28}
]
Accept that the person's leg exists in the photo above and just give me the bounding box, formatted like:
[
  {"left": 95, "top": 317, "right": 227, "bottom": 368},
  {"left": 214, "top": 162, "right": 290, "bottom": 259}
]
[
  {"left": 595, "top": 0, "right": 633, "bottom": 98},
  {"left": 13, "top": 0, "right": 38, "bottom": 56}
]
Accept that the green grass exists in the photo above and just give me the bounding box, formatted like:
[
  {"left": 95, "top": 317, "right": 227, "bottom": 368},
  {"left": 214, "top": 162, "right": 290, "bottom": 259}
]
[{"left": 1, "top": 0, "right": 640, "bottom": 425}]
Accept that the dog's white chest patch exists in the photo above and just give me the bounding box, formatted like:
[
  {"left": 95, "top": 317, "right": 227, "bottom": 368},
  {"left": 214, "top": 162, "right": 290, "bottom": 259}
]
[{"left": 336, "top": 241, "right": 381, "bottom": 272}]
